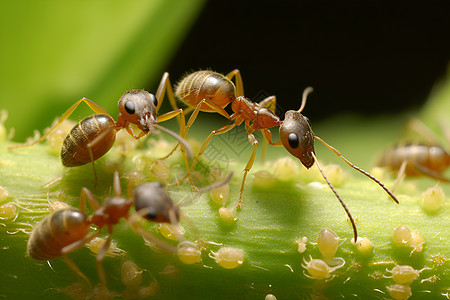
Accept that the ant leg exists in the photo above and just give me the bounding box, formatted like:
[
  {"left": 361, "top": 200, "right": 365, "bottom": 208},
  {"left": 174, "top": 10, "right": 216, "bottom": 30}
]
[
  {"left": 391, "top": 160, "right": 407, "bottom": 193},
  {"left": 260, "top": 128, "right": 283, "bottom": 162},
  {"left": 236, "top": 134, "right": 258, "bottom": 208},
  {"left": 96, "top": 235, "right": 112, "bottom": 292},
  {"left": 8, "top": 98, "right": 111, "bottom": 150},
  {"left": 179, "top": 123, "right": 237, "bottom": 188},
  {"left": 63, "top": 256, "right": 93, "bottom": 289},
  {"left": 405, "top": 119, "right": 441, "bottom": 145},
  {"left": 258, "top": 96, "right": 277, "bottom": 114},
  {"left": 111, "top": 171, "right": 122, "bottom": 196},
  {"left": 411, "top": 162, "right": 450, "bottom": 182},
  {"left": 80, "top": 187, "right": 101, "bottom": 213},
  {"left": 315, "top": 136, "right": 399, "bottom": 204},
  {"left": 154, "top": 72, "right": 185, "bottom": 131},
  {"left": 226, "top": 69, "right": 244, "bottom": 97},
  {"left": 127, "top": 213, "right": 177, "bottom": 253}
]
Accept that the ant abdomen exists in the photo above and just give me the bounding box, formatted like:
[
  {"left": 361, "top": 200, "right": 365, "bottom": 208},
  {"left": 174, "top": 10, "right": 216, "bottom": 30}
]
[
  {"left": 61, "top": 114, "right": 116, "bottom": 167},
  {"left": 175, "top": 70, "right": 236, "bottom": 111},
  {"left": 27, "top": 208, "right": 90, "bottom": 260}
]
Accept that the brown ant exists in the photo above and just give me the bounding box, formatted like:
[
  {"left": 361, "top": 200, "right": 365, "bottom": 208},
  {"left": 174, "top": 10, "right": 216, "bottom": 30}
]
[
  {"left": 9, "top": 74, "right": 193, "bottom": 185},
  {"left": 171, "top": 70, "right": 282, "bottom": 204},
  {"left": 27, "top": 171, "right": 177, "bottom": 292},
  {"left": 377, "top": 119, "right": 450, "bottom": 192},
  {"left": 170, "top": 69, "right": 398, "bottom": 241}
]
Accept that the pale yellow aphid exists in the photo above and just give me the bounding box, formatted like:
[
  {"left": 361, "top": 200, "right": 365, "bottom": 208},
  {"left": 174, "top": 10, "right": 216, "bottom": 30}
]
[
  {"left": 317, "top": 228, "right": 340, "bottom": 260},
  {"left": 0, "top": 186, "right": 9, "bottom": 201},
  {"left": 295, "top": 237, "right": 308, "bottom": 253},
  {"left": 210, "top": 183, "right": 230, "bottom": 206},
  {"left": 218, "top": 207, "right": 236, "bottom": 223},
  {"left": 114, "top": 128, "right": 137, "bottom": 156},
  {"left": 210, "top": 247, "right": 244, "bottom": 269},
  {"left": 410, "top": 231, "right": 425, "bottom": 254},
  {"left": 85, "top": 237, "right": 126, "bottom": 257},
  {"left": 121, "top": 260, "right": 143, "bottom": 288},
  {"left": 138, "top": 282, "right": 160, "bottom": 298},
  {"left": 302, "top": 256, "right": 345, "bottom": 279},
  {"left": 45, "top": 118, "right": 76, "bottom": 155},
  {"left": 0, "top": 203, "right": 17, "bottom": 220},
  {"left": 252, "top": 170, "right": 276, "bottom": 189},
  {"left": 386, "top": 284, "right": 412, "bottom": 300},
  {"left": 392, "top": 226, "right": 412, "bottom": 247},
  {"left": 322, "top": 164, "right": 346, "bottom": 186},
  {"left": 150, "top": 159, "right": 171, "bottom": 183},
  {"left": 265, "top": 293, "right": 277, "bottom": 300},
  {"left": 49, "top": 201, "right": 70, "bottom": 212},
  {"left": 158, "top": 223, "right": 184, "bottom": 241},
  {"left": 177, "top": 241, "right": 202, "bottom": 265},
  {"left": 385, "top": 265, "right": 431, "bottom": 284},
  {"left": 272, "top": 157, "right": 301, "bottom": 181},
  {"left": 353, "top": 237, "right": 373, "bottom": 256},
  {"left": 421, "top": 185, "right": 445, "bottom": 213}
]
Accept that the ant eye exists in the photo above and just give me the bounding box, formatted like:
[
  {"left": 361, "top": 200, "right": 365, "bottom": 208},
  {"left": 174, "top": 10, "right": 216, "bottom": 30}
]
[
  {"left": 124, "top": 101, "right": 135, "bottom": 115},
  {"left": 149, "top": 94, "right": 158, "bottom": 107},
  {"left": 288, "top": 133, "right": 299, "bottom": 149},
  {"left": 304, "top": 116, "right": 311, "bottom": 126}
]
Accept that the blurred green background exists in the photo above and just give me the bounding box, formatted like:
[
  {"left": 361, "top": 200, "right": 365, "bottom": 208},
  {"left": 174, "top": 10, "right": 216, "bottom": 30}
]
[{"left": 2, "top": 1, "right": 450, "bottom": 143}]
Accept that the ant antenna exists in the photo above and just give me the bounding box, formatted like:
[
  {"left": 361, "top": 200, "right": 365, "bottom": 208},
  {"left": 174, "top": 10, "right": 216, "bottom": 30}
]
[
  {"left": 314, "top": 136, "right": 399, "bottom": 204},
  {"left": 298, "top": 87, "right": 314, "bottom": 113},
  {"left": 311, "top": 151, "right": 358, "bottom": 243}
]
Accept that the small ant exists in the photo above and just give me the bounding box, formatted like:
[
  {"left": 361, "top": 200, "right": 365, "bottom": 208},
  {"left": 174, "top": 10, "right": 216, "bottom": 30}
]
[
  {"left": 170, "top": 69, "right": 398, "bottom": 241},
  {"left": 9, "top": 74, "right": 193, "bottom": 185},
  {"left": 27, "top": 171, "right": 176, "bottom": 292},
  {"left": 377, "top": 119, "right": 450, "bottom": 192}
]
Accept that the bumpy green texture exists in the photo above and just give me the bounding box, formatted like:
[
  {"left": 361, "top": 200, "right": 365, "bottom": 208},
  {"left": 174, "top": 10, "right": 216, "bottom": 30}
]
[{"left": 1, "top": 74, "right": 450, "bottom": 299}]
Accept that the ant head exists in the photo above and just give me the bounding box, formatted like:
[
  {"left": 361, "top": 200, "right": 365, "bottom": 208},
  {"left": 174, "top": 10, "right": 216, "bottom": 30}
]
[
  {"left": 279, "top": 110, "right": 315, "bottom": 168},
  {"left": 133, "top": 182, "right": 180, "bottom": 223},
  {"left": 118, "top": 90, "right": 158, "bottom": 133}
]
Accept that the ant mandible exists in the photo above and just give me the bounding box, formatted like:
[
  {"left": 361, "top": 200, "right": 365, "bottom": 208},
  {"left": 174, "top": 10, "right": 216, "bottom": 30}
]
[{"left": 9, "top": 74, "right": 193, "bottom": 185}]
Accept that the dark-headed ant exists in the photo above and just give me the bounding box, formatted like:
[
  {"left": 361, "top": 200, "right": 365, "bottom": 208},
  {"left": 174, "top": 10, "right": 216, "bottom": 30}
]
[{"left": 9, "top": 75, "right": 193, "bottom": 186}]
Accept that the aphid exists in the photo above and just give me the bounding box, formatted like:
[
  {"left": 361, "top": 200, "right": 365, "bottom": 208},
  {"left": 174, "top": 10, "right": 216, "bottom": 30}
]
[
  {"left": 177, "top": 241, "right": 202, "bottom": 265},
  {"left": 420, "top": 185, "right": 445, "bottom": 213},
  {"left": 279, "top": 88, "right": 399, "bottom": 243},
  {"left": 27, "top": 171, "right": 166, "bottom": 290},
  {"left": 391, "top": 226, "right": 412, "bottom": 247},
  {"left": 385, "top": 265, "right": 430, "bottom": 284},
  {"left": 218, "top": 207, "right": 236, "bottom": 223},
  {"left": 0, "top": 203, "right": 17, "bottom": 220},
  {"left": 316, "top": 229, "right": 340, "bottom": 261},
  {"left": 121, "top": 260, "right": 143, "bottom": 288},
  {"left": 173, "top": 70, "right": 282, "bottom": 205},
  {"left": 386, "top": 284, "right": 412, "bottom": 300},
  {"left": 210, "top": 246, "right": 244, "bottom": 269},
  {"left": 353, "top": 237, "right": 373, "bottom": 256},
  {"left": 265, "top": 294, "right": 277, "bottom": 300},
  {"left": 377, "top": 119, "right": 450, "bottom": 192},
  {"left": 302, "top": 256, "right": 345, "bottom": 279},
  {"left": 9, "top": 74, "right": 193, "bottom": 185},
  {"left": 0, "top": 185, "right": 9, "bottom": 201}
]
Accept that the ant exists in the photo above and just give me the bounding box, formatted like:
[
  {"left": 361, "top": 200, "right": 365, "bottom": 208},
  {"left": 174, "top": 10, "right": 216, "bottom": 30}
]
[
  {"left": 27, "top": 171, "right": 178, "bottom": 292},
  {"left": 377, "top": 119, "right": 450, "bottom": 192},
  {"left": 170, "top": 69, "right": 282, "bottom": 203},
  {"left": 9, "top": 74, "right": 193, "bottom": 186},
  {"left": 169, "top": 69, "right": 398, "bottom": 241}
]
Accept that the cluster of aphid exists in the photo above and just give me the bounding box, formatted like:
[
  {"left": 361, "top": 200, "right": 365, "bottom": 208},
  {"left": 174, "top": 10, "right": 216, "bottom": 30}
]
[{"left": 4, "top": 69, "right": 450, "bottom": 298}]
